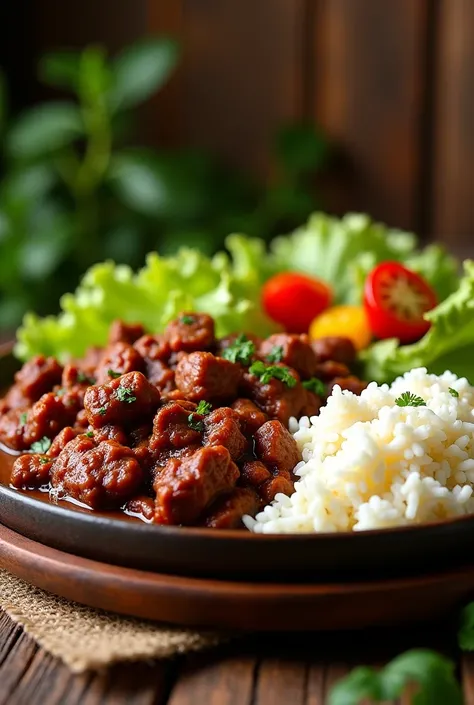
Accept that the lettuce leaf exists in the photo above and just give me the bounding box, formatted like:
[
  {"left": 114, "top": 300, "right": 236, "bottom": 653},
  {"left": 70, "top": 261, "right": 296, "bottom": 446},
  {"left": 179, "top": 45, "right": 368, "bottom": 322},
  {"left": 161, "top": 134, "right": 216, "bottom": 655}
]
[
  {"left": 14, "top": 211, "right": 459, "bottom": 363},
  {"left": 328, "top": 649, "right": 462, "bottom": 705},
  {"left": 361, "top": 260, "right": 474, "bottom": 384}
]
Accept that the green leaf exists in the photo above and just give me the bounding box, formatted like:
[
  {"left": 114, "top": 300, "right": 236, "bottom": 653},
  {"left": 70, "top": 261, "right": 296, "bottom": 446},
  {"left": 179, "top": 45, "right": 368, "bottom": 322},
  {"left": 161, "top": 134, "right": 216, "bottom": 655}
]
[
  {"left": 328, "top": 649, "right": 462, "bottom": 705},
  {"left": 108, "top": 153, "right": 169, "bottom": 216},
  {"left": 2, "top": 165, "right": 56, "bottom": 204},
  {"left": 459, "top": 602, "right": 474, "bottom": 651},
  {"left": 39, "top": 51, "right": 81, "bottom": 90},
  {"left": 20, "top": 202, "right": 72, "bottom": 280},
  {"left": 109, "top": 37, "right": 179, "bottom": 111},
  {"left": 276, "top": 123, "right": 329, "bottom": 175},
  {"left": 7, "top": 102, "right": 83, "bottom": 159}
]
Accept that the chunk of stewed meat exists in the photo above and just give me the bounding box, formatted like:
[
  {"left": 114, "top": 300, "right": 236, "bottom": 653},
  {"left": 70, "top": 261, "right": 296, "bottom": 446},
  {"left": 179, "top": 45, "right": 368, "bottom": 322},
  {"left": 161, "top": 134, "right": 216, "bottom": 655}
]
[
  {"left": 254, "top": 420, "right": 300, "bottom": 476},
  {"left": 259, "top": 334, "right": 319, "bottom": 379},
  {"left": 23, "top": 392, "right": 80, "bottom": 447},
  {"left": 143, "top": 359, "right": 175, "bottom": 392},
  {"left": 231, "top": 399, "right": 269, "bottom": 437},
  {"left": 11, "top": 454, "right": 52, "bottom": 489},
  {"left": 202, "top": 487, "right": 260, "bottom": 529},
  {"left": 95, "top": 342, "right": 145, "bottom": 385},
  {"left": 134, "top": 334, "right": 171, "bottom": 363},
  {"left": 312, "top": 337, "right": 357, "bottom": 365},
  {"left": 0, "top": 409, "right": 27, "bottom": 451},
  {"left": 61, "top": 365, "right": 95, "bottom": 388},
  {"left": 240, "top": 368, "right": 306, "bottom": 425},
  {"left": 94, "top": 424, "right": 129, "bottom": 445},
  {"left": 154, "top": 445, "right": 239, "bottom": 525},
  {"left": 14, "top": 355, "right": 62, "bottom": 401},
  {"left": 50, "top": 436, "right": 143, "bottom": 508},
  {"left": 84, "top": 371, "right": 160, "bottom": 429},
  {"left": 216, "top": 332, "right": 261, "bottom": 357},
  {"left": 299, "top": 390, "right": 323, "bottom": 418},
  {"left": 175, "top": 352, "right": 241, "bottom": 401},
  {"left": 108, "top": 320, "right": 145, "bottom": 345},
  {"left": 48, "top": 426, "right": 78, "bottom": 457},
  {"left": 0, "top": 385, "right": 29, "bottom": 414},
  {"left": 239, "top": 460, "right": 272, "bottom": 488},
  {"left": 314, "top": 360, "right": 350, "bottom": 382},
  {"left": 328, "top": 376, "right": 368, "bottom": 395},
  {"left": 125, "top": 495, "right": 155, "bottom": 522},
  {"left": 165, "top": 313, "right": 215, "bottom": 353},
  {"left": 203, "top": 408, "right": 247, "bottom": 461},
  {"left": 81, "top": 346, "right": 103, "bottom": 376},
  {"left": 259, "top": 475, "right": 294, "bottom": 503},
  {"left": 150, "top": 401, "right": 202, "bottom": 453}
]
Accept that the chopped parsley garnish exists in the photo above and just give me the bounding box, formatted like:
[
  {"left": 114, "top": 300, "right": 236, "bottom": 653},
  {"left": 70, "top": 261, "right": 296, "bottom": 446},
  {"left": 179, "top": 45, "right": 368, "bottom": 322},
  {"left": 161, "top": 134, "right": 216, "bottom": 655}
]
[
  {"left": 77, "top": 371, "right": 95, "bottom": 385},
  {"left": 195, "top": 400, "right": 212, "bottom": 415},
  {"left": 222, "top": 334, "right": 256, "bottom": 365},
  {"left": 56, "top": 388, "right": 66, "bottom": 397},
  {"left": 115, "top": 386, "right": 137, "bottom": 404},
  {"left": 31, "top": 436, "right": 51, "bottom": 453},
  {"left": 449, "top": 387, "right": 459, "bottom": 398},
  {"left": 19, "top": 412, "right": 27, "bottom": 426},
  {"left": 394, "top": 391, "right": 425, "bottom": 408},
  {"left": 86, "top": 431, "right": 94, "bottom": 438},
  {"left": 107, "top": 369, "right": 121, "bottom": 379},
  {"left": 266, "top": 345, "right": 284, "bottom": 363},
  {"left": 181, "top": 315, "right": 194, "bottom": 325},
  {"left": 188, "top": 400, "right": 212, "bottom": 432},
  {"left": 249, "top": 360, "right": 297, "bottom": 387},
  {"left": 39, "top": 457, "right": 50, "bottom": 465},
  {"left": 302, "top": 378, "right": 326, "bottom": 396},
  {"left": 98, "top": 407, "right": 107, "bottom": 416}
]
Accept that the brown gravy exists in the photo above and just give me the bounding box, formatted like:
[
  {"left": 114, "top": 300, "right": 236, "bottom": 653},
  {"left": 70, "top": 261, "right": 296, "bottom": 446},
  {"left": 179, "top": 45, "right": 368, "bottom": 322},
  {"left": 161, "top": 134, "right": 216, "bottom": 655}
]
[{"left": 0, "top": 449, "right": 145, "bottom": 524}]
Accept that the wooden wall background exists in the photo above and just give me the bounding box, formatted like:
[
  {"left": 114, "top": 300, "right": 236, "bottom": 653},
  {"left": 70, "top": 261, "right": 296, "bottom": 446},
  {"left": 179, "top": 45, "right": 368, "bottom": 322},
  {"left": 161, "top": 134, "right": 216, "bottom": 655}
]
[{"left": 6, "top": 0, "right": 474, "bottom": 255}]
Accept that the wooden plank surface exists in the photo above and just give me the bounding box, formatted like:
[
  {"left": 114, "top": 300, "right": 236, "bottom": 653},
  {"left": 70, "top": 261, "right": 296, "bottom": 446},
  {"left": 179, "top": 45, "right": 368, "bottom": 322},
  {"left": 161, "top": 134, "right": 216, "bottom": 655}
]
[
  {"left": 432, "top": 0, "right": 474, "bottom": 256},
  {"left": 310, "top": 0, "right": 429, "bottom": 233},
  {"left": 2, "top": 609, "right": 471, "bottom": 704}
]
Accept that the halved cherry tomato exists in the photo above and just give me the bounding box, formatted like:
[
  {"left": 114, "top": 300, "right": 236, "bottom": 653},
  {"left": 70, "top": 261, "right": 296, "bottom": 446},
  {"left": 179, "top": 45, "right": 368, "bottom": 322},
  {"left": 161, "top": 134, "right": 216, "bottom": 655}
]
[
  {"left": 309, "top": 305, "right": 372, "bottom": 351},
  {"left": 363, "top": 261, "right": 437, "bottom": 344},
  {"left": 262, "top": 272, "right": 333, "bottom": 333}
]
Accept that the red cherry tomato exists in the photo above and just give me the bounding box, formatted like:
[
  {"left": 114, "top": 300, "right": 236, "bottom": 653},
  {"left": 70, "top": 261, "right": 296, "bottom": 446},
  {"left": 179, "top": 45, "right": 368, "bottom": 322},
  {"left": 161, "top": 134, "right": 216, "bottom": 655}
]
[
  {"left": 262, "top": 272, "right": 333, "bottom": 333},
  {"left": 363, "top": 261, "right": 437, "bottom": 344}
]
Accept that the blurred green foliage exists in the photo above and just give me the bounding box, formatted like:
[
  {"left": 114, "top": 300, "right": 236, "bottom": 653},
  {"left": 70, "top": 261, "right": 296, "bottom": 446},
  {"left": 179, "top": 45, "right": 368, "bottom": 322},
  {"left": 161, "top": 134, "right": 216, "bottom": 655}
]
[{"left": 0, "top": 37, "right": 330, "bottom": 331}]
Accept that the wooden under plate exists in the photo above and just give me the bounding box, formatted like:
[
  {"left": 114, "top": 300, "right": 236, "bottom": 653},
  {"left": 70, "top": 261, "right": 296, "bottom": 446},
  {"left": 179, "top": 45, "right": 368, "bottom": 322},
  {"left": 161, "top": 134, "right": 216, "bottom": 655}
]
[{"left": 1, "top": 522, "right": 474, "bottom": 631}]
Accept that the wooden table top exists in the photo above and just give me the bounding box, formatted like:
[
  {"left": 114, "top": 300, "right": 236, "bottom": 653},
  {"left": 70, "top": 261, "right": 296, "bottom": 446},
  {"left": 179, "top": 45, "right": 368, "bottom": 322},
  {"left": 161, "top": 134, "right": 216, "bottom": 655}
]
[{"left": 1, "top": 610, "right": 474, "bottom": 704}]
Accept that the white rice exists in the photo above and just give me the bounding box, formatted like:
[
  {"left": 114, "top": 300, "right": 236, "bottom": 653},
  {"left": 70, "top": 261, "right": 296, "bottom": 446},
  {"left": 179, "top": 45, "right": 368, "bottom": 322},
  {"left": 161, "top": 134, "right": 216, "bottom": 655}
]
[{"left": 243, "top": 367, "right": 474, "bottom": 533}]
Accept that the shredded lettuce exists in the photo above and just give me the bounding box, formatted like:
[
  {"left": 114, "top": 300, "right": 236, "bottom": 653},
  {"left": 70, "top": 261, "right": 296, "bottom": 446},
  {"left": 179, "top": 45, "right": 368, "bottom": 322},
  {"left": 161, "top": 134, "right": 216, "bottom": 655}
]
[
  {"left": 14, "top": 211, "right": 459, "bottom": 362},
  {"left": 361, "top": 260, "right": 474, "bottom": 384}
]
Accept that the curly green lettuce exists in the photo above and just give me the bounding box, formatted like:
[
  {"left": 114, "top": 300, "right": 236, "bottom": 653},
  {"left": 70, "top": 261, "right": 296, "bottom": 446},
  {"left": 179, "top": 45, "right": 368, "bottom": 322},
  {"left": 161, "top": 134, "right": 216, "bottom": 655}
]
[
  {"left": 361, "top": 259, "right": 474, "bottom": 384},
  {"left": 14, "top": 211, "right": 459, "bottom": 363}
]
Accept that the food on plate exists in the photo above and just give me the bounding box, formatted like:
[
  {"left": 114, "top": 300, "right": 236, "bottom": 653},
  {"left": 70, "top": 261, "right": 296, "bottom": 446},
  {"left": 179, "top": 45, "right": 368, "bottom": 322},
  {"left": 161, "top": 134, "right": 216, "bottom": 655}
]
[
  {"left": 261, "top": 272, "right": 332, "bottom": 333},
  {"left": 244, "top": 367, "right": 474, "bottom": 533},
  {"left": 13, "top": 212, "right": 460, "bottom": 388},
  {"left": 0, "top": 312, "right": 367, "bottom": 528},
  {"left": 363, "top": 261, "right": 437, "bottom": 344},
  {"left": 309, "top": 304, "right": 372, "bottom": 351}
]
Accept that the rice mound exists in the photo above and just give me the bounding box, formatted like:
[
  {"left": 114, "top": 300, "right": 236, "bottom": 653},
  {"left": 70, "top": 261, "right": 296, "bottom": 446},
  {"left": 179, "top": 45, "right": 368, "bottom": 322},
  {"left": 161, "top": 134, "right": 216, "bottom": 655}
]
[{"left": 243, "top": 367, "right": 474, "bottom": 533}]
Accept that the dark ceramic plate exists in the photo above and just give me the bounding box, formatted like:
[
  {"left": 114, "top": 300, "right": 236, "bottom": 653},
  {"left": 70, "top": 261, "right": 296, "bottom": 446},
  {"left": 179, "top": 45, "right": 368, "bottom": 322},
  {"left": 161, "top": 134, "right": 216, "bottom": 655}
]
[{"left": 3, "top": 343, "right": 474, "bottom": 582}]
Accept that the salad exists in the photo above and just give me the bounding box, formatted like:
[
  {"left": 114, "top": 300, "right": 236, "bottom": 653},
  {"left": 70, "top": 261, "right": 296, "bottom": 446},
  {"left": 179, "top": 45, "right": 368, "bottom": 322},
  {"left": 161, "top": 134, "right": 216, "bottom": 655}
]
[{"left": 13, "top": 211, "right": 472, "bottom": 385}]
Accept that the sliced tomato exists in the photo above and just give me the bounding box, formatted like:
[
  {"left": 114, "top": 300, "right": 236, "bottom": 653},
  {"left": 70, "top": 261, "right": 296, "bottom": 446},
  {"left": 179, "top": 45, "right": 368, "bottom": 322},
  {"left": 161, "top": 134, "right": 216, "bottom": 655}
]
[
  {"left": 364, "top": 262, "right": 437, "bottom": 344},
  {"left": 262, "top": 272, "right": 333, "bottom": 333},
  {"left": 309, "top": 305, "right": 372, "bottom": 351}
]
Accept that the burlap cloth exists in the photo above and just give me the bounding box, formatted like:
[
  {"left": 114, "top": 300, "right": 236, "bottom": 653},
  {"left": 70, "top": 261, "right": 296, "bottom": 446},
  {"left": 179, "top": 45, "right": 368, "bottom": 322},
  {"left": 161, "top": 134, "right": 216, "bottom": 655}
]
[{"left": 0, "top": 570, "right": 228, "bottom": 673}]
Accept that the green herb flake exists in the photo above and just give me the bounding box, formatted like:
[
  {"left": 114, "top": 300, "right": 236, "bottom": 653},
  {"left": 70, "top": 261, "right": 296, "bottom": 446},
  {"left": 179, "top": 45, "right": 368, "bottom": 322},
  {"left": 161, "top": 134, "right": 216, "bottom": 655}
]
[
  {"left": 77, "top": 371, "right": 95, "bottom": 385},
  {"left": 195, "top": 400, "right": 212, "bottom": 416},
  {"left": 249, "top": 361, "right": 297, "bottom": 388},
  {"left": 328, "top": 648, "right": 462, "bottom": 705},
  {"left": 266, "top": 345, "right": 284, "bottom": 363},
  {"left": 98, "top": 407, "right": 107, "bottom": 416},
  {"left": 39, "top": 457, "right": 50, "bottom": 465},
  {"left": 449, "top": 387, "right": 459, "bottom": 398},
  {"left": 394, "top": 391, "right": 425, "bottom": 408},
  {"left": 31, "top": 436, "right": 51, "bottom": 454},
  {"left": 115, "top": 386, "right": 137, "bottom": 404},
  {"left": 180, "top": 315, "right": 194, "bottom": 325},
  {"left": 107, "top": 369, "right": 122, "bottom": 379},
  {"left": 19, "top": 412, "right": 27, "bottom": 426},
  {"left": 86, "top": 431, "right": 94, "bottom": 438},
  {"left": 188, "top": 415, "right": 204, "bottom": 432},
  {"left": 56, "top": 388, "right": 66, "bottom": 397},
  {"left": 302, "top": 378, "right": 326, "bottom": 396},
  {"left": 222, "top": 334, "right": 256, "bottom": 365}
]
